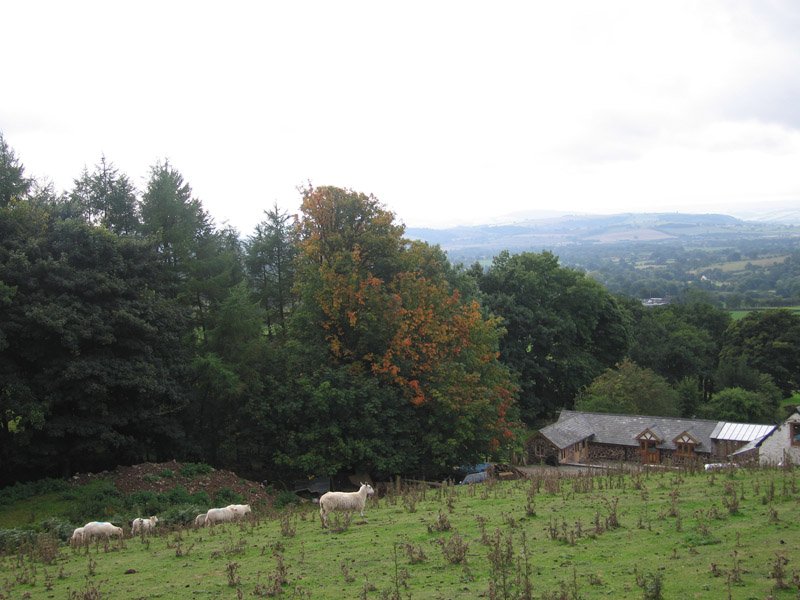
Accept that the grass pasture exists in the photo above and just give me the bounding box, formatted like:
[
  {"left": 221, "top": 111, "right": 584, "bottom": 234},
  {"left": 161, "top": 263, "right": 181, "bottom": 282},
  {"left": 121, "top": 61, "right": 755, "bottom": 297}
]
[
  {"left": 729, "top": 306, "right": 800, "bottom": 320},
  {"left": 1, "top": 466, "right": 799, "bottom": 599}
]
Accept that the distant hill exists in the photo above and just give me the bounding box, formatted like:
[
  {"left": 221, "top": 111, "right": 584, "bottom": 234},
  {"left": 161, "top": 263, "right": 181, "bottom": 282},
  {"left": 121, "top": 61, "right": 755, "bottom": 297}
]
[{"left": 405, "top": 212, "right": 800, "bottom": 264}]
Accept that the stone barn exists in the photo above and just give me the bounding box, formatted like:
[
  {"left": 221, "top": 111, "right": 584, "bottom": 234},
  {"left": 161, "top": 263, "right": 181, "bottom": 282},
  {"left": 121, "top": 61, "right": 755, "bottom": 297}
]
[{"left": 527, "top": 410, "right": 775, "bottom": 467}]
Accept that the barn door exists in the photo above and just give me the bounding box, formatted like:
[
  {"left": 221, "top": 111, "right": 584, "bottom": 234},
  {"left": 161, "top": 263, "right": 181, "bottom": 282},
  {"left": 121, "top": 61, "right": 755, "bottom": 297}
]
[{"left": 640, "top": 440, "right": 659, "bottom": 464}]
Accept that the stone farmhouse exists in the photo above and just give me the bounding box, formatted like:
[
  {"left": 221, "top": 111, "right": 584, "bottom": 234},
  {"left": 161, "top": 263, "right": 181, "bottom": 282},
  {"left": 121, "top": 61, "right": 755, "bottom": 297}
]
[
  {"left": 731, "top": 407, "right": 800, "bottom": 466},
  {"left": 527, "top": 409, "right": 776, "bottom": 466}
]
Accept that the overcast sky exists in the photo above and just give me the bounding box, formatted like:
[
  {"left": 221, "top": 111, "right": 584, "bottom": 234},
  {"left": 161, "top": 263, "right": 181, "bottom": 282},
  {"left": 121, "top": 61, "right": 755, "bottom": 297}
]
[{"left": 2, "top": 1, "right": 799, "bottom": 233}]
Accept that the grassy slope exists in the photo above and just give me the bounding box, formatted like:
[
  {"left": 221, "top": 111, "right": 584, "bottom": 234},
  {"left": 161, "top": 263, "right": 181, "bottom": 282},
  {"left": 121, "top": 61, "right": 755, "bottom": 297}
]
[{"left": 2, "top": 466, "right": 799, "bottom": 599}]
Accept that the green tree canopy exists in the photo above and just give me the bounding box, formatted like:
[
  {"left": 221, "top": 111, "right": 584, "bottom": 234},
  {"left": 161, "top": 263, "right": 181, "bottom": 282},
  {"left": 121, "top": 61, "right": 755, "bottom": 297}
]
[
  {"left": 575, "top": 358, "right": 681, "bottom": 417},
  {"left": 699, "top": 386, "right": 779, "bottom": 423},
  {"left": 0, "top": 201, "right": 190, "bottom": 483},
  {"left": 0, "top": 132, "right": 30, "bottom": 208},
  {"left": 69, "top": 157, "right": 140, "bottom": 234},
  {"left": 289, "top": 186, "right": 519, "bottom": 475},
  {"left": 719, "top": 309, "right": 800, "bottom": 397},
  {"left": 478, "top": 250, "right": 631, "bottom": 423}
]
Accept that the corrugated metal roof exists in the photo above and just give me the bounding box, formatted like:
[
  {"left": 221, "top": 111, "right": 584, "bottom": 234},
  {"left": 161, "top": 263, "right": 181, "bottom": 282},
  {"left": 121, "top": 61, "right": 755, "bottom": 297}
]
[{"left": 713, "top": 422, "right": 775, "bottom": 442}]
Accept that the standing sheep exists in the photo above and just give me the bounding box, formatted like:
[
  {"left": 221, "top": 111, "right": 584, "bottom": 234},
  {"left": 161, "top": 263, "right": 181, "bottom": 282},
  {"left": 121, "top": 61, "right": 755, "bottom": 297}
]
[
  {"left": 194, "top": 513, "right": 207, "bottom": 528},
  {"left": 227, "top": 504, "right": 252, "bottom": 519},
  {"left": 70, "top": 526, "right": 85, "bottom": 547},
  {"left": 131, "top": 515, "right": 159, "bottom": 536},
  {"left": 319, "top": 483, "right": 375, "bottom": 528},
  {"left": 82, "top": 521, "right": 124, "bottom": 543},
  {"left": 204, "top": 506, "right": 236, "bottom": 526}
]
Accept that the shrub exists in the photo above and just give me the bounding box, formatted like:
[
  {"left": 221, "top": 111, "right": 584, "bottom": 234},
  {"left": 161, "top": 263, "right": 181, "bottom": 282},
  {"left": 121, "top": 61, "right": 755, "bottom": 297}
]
[
  {"left": 127, "top": 490, "right": 162, "bottom": 515},
  {"left": 0, "top": 478, "right": 70, "bottom": 505},
  {"left": 66, "top": 480, "right": 122, "bottom": 523},
  {"left": 40, "top": 517, "right": 76, "bottom": 542},
  {"left": 179, "top": 462, "right": 213, "bottom": 478},
  {"left": 273, "top": 490, "right": 300, "bottom": 509},
  {"left": 0, "top": 528, "right": 36, "bottom": 552},
  {"left": 213, "top": 487, "right": 243, "bottom": 506},
  {"left": 160, "top": 504, "right": 207, "bottom": 527}
]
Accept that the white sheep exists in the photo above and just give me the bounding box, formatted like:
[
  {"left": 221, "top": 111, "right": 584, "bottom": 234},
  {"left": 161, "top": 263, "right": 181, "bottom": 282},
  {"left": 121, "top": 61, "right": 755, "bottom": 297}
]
[
  {"left": 131, "top": 515, "right": 159, "bottom": 536},
  {"left": 194, "top": 513, "right": 207, "bottom": 528},
  {"left": 319, "top": 483, "right": 375, "bottom": 528},
  {"left": 226, "top": 504, "right": 252, "bottom": 519},
  {"left": 70, "top": 526, "right": 85, "bottom": 547},
  {"left": 82, "top": 521, "right": 124, "bottom": 542},
  {"left": 204, "top": 506, "right": 235, "bottom": 526}
]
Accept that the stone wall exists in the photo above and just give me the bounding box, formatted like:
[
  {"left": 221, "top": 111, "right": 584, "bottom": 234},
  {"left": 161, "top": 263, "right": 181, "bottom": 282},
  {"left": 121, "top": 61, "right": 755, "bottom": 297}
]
[{"left": 759, "top": 413, "right": 800, "bottom": 466}]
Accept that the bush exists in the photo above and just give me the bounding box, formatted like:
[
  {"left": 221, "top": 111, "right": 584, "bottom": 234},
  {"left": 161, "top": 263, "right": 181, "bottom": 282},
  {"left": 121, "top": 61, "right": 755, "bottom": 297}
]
[
  {"left": 159, "top": 468, "right": 175, "bottom": 479},
  {"left": 66, "top": 480, "right": 122, "bottom": 523},
  {"left": 39, "top": 517, "right": 75, "bottom": 542},
  {"left": 0, "top": 528, "right": 36, "bottom": 552},
  {"left": 159, "top": 504, "right": 207, "bottom": 527},
  {"left": 179, "top": 462, "right": 213, "bottom": 478},
  {"left": 0, "top": 478, "right": 70, "bottom": 505},
  {"left": 213, "top": 487, "right": 243, "bottom": 506},
  {"left": 127, "top": 490, "right": 162, "bottom": 515},
  {"left": 273, "top": 490, "right": 300, "bottom": 509}
]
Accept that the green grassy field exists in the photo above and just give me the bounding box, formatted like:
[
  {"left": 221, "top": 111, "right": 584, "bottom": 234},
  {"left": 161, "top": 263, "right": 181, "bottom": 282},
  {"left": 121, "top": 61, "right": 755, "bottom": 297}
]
[
  {"left": 1, "top": 466, "right": 799, "bottom": 599},
  {"left": 729, "top": 306, "right": 800, "bottom": 320}
]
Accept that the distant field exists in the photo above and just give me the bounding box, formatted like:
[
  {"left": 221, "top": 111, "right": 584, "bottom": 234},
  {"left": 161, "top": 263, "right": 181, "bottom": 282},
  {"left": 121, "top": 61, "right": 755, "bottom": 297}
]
[
  {"left": 730, "top": 306, "right": 800, "bottom": 320},
  {"left": 1, "top": 466, "right": 799, "bottom": 599},
  {"left": 697, "top": 255, "right": 788, "bottom": 274}
]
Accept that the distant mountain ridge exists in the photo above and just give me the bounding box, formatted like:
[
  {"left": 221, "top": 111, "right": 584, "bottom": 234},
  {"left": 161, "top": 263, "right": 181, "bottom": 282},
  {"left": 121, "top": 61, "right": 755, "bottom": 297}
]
[{"left": 405, "top": 212, "right": 800, "bottom": 262}]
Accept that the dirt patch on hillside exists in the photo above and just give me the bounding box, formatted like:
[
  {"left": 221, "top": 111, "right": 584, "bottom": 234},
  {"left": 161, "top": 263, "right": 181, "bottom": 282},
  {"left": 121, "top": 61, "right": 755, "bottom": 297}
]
[{"left": 71, "top": 460, "right": 273, "bottom": 507}]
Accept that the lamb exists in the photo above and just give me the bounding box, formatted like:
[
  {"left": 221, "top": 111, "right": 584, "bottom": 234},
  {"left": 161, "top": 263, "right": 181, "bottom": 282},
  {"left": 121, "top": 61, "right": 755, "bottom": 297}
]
[
  {"left": 131, "top": 515, "right": 159, "bottom": 536},
  {"left": 204, "top": 506, "right": 236, "bottom": 526},
  {"left": 82, "top": 521, "right": 124, "bottom": 542},
  {"left": 194, "top": 513, "right": 207, "bottom": 528},
  {"left": 70, "top": 526, "right": 85, "bottom": 547},
  {"left": 226, "top": 504, "right": 252, "bottom": 519},
  {"left": 319, "top": 483, "right": 375, "bottom": 528}
]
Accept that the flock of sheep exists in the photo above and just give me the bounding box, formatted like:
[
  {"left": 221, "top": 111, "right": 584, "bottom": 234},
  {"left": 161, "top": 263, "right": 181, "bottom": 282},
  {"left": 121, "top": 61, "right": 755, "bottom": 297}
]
[
  {"left": 66, "top": 483, "right": 376, "bottom": 546},
  {"left": 68, "top": 503, "right": 252, "bottom": 547}
]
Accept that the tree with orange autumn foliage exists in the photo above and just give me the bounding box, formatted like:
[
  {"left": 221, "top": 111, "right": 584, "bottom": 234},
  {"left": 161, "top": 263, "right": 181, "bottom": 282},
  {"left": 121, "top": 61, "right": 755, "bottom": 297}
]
[{"left": 289, "top": 186, "right": 518, "bottom": 474}]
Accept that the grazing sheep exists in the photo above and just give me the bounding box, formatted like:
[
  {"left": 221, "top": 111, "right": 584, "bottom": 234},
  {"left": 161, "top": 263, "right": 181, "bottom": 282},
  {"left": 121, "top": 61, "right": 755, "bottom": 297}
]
[
  {"left": 83, "top": 521, "right": 124, "bottom": 542},
  {"left": 204, "top": 507, "right": 235, "bottom": 526},
  {"left": 131, "top": 515, "right": 159, "bottom": 536},
  {"left": 194, "top": 513, "right": 207, "bottom": 528},
  {"left": 70, "top": 526, "right": 85, "bottom": 547},
  {"left": 319, "top": 483, "right": 375, "bottom": 528},
  {"left": 227, "top": 504, "right": 252, "bottom": 519}
]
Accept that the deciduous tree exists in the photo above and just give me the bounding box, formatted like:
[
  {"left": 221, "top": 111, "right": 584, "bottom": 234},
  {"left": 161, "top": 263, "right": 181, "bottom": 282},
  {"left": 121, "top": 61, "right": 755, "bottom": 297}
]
[
  {"left": 575, "top": 358, "right": 680, "bottom": 416},
  {"left": 478, "top": 251, "right": 631, "bottom": 423}
]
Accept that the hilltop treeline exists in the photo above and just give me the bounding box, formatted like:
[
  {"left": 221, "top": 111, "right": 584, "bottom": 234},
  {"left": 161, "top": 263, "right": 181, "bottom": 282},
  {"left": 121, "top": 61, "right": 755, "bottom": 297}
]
[{"left": 1, "top": 133, "right": 799, "bottom": 486}]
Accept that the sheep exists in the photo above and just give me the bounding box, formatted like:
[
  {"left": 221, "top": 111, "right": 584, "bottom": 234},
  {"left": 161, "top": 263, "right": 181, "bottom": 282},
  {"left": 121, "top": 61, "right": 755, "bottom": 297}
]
[
  {"left": 319, "top": 483, "right": 375, "bottom": 528},
  {"left": 82, "top": 521, "right": 124, "bottom": 543},
  {"left": 131, "top": 515, "right": 159, "bottom": 536},
  {"left": 70, "top": 526, "right": 85, "bottom": 547},
  {"left": 226, "top": 504, "right": 252, "bottom": 519},
  {"left": 204, "top": 506, "right": 236, "bottom": 526},
  {"left": 194, "top": 513, "right": 207, "bottom": 528}
]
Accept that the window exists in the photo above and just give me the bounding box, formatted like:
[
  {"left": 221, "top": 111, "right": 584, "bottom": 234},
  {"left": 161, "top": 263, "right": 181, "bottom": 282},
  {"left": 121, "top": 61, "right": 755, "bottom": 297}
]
[
  {"left": 674, "top": 432, "right": 697, "bottom": 458},
  {"left": 676, "top": 442, "right": 694, "bottom": 457},
  {"left": 791, "top": 422, "right": 800, "bottom": 447}
]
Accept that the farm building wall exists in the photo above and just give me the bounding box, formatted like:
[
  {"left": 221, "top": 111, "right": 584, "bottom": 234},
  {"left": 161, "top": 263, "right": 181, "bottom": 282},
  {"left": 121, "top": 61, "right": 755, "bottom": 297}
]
[
  {"left": 758, "top": 413, "right": 800, "bottom": 466},
  {"left": 713, "top": 439, "right": 748, "bottom": 460},
  {"left": 587, "top": 442, "right": 636, "bottom": 462}
]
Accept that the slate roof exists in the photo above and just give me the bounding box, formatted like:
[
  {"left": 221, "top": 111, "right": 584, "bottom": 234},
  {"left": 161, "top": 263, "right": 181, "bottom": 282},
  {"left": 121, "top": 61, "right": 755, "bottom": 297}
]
[{"left": 539, "top": 410, "right": 775, "bottom": 452}]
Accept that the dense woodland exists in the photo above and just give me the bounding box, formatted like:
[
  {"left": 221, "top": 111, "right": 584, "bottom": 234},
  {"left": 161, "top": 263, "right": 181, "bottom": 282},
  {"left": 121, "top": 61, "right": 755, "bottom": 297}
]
[{"left": 2, "top": 132, "right": 800, "bottom": 487}]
